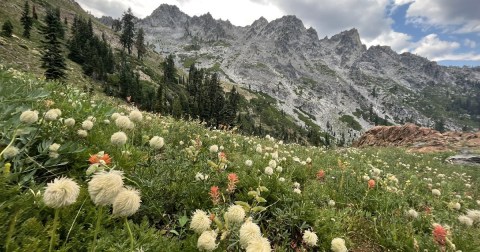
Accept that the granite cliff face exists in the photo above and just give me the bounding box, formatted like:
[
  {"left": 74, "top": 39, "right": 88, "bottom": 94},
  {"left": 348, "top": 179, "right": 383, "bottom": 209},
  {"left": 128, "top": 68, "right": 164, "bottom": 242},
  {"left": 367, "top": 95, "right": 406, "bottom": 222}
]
[{"left": 133, "top": 4, "right": 480, "bottom": 140}]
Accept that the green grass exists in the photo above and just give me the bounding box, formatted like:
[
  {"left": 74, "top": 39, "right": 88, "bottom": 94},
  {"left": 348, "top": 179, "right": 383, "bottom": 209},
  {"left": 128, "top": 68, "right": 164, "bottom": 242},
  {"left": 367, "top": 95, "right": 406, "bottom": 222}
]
[
  {"left": 339, "top": 114, "right": 362, "bottom": 131},
  {"left": 1, "top": 67, "right": 480, "bottom": 252}
]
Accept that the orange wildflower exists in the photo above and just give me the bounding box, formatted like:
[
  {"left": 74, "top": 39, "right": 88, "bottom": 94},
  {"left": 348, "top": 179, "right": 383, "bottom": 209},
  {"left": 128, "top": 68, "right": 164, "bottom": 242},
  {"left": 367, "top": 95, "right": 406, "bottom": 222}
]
[
  {"left": 227, "top": 173, "right": 239, "bottom": 193},
  {"left": 433, "top": 225, "right": 447, "bottom": 246},
  {"left": 368, "top": 179, "right": 376, "bottom": 189},
  {"left": 89, "top": 152, "right": 111, "bottom": 165},
  {"left": 209, "top": 186, "right": 220, "bottom": 205},
  {"left": 316, "top": 169, "right": 325, "bottom": 180}
]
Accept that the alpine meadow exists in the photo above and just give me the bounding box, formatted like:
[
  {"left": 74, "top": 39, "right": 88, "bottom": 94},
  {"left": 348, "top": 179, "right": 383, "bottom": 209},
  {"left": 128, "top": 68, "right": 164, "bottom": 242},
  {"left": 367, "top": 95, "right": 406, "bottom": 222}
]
[{"left": 1, "top": 0, "right": 480, "bottom": 252}]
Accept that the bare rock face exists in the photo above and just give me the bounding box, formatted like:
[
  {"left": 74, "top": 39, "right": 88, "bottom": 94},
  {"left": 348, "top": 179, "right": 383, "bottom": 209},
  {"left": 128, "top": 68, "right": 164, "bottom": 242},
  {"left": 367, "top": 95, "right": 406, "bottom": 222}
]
[{"left": 353, "top": 123, "right": 480, "bottom": 152}]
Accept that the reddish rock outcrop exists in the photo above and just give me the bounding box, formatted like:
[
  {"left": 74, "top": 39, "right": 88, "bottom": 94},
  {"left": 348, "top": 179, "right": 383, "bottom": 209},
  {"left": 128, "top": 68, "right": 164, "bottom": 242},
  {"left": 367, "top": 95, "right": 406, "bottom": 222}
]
[{"left": 353, "top": 123, "right": 480, "bottom": 152}]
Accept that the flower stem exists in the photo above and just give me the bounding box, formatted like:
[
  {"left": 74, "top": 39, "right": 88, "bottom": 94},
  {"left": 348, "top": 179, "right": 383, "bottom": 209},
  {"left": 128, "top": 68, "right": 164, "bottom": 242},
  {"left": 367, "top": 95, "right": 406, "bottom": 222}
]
[
  {"left": 91, "top": 206, "right": 103, "bottom": 252},
  {"left": 49, "top": 208, "right": 60, "bottom": 252},
  {"left": 124, "top": 217, "right": 134, "bottom": 252},
  {"left": 5, "top": 210, "right": 20, "bottom": 252}
]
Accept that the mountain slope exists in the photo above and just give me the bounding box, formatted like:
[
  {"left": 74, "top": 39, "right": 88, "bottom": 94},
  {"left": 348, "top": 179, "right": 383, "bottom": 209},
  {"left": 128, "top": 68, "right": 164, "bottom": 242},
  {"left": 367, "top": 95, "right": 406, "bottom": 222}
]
[{"left": 136, "top": 4, "right": 480, "bottom": 139}]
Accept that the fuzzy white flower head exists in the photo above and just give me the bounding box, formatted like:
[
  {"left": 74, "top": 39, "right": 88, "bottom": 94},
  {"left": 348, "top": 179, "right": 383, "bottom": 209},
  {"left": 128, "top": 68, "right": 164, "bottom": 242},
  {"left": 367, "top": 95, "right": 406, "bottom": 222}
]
[
  {"left": 293, "top": 182, "right": 301, "bottom": 189},
  {"left": 271, "top": 151, "right": 278, "bottom": 160},
  {"left": 43, "top": 177, "right": 80, "bottom": 208},
  {"left": 111, "top": 131, "right": 128, "bottom": 146},
  {"left": 268, "top": 159, "right": 277, "bottom": 169},
  {"left": 115, "top": 115, "right": 134, "bottom": 130},
  {"left": 111, "top": 112, "right": 121, "bottom": 120},
  {"left": 239, "top": 219, "right": 262, "bottom": 248},
  {"left": 328, "top": 200, "right": 336, "bottom": 207},
  {"left": 432, "top": 189, "right": 441, "bottom": 196},
  {"left": 129, "top": 110, "right": 143, "bottom": 122},
  {"left": 225, "top": 205, "right": 245, "bottom": 224},
  {"left": 448, "top": 202, "right": 461, "bottom": 210},
  {"left": 246, "top": 236, "right": 271, "bottom": 252},
  {"left": 88, "top": 170, "right": 124, "bottom": 206},
  {"left": 20, "top": 110, "right": 39, "bottom": 124},
  {"left": 209, "top": 145, "right": 219, "bottom": 153},
  {"left": 195, "top": 172, "right": 207, "bottom": 181},
  {"left": 245, "top": 160, "right": 253, "bottom": 167},
  {"left": 197, "top": 230, "right": 218, "bottom": 252},
  {"left": 303, "top": 230, "right": 318, "bottom": 246},
  {"left": 149, "top": 136, "right": 164, "bottom": 149},
  {"left": 190, "top": 209, "right": 211, "bottom": 234},
  {"left": 371, "top": 168, "right": 382, "bottom": 177},
  {"left": 112, "top": 187, "right": 141, "bottom": 217},
  {"left": 74, "top": 126, "right": 88, "bottom": 137},
  {"left": 44, "top": 109, "right": 61, "bottom": 121},
  {"left": 49, "top": 143, "right": 61, "bottom": 152},
  {"left": 279, "top": 177, "right": 285, "bottom": 182},
  {"left": 363, "top": 175, "right": 370, "bottom": 181},
  {"left": 293, "top": 188, "right": 302, "bottom": 194},
  {"left": 458, "top": 215, "right": 473, "bottom": 226},
  {"left": 306, "top": 157, "right": 312, "bottom": 163},
  {"left": 3, "top": 146, "right": 19, "bottom": 159},
  {"left": 64, "top": 118, "right": 75, "bottom": 127},
  {"left": 466, "top": 210, "right": 480, "bottom": 223},
  {"left": 264, "top": 167, "right": 273, "bottom": 176},
  {"left": 256, "top": 145, "right": 263, "bottom": 154},
  {"left": 276, "top": 166, "right": 283, "bottom": 173},
  {"left": 407, "top": 209, "right": 419, "bottom": 219},
  {"left": 331, "top": 238, "right": 348, "bottom": 252},
  {"left": 82, "top": 119, "right": 94, "bottom": 130}
]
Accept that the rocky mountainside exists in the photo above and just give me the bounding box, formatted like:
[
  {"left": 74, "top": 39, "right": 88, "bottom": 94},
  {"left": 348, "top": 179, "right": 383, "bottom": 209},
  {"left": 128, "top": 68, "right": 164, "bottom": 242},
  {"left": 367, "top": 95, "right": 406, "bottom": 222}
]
[{"left": 134, "top": 4, "right": 480, "bottom": 140}]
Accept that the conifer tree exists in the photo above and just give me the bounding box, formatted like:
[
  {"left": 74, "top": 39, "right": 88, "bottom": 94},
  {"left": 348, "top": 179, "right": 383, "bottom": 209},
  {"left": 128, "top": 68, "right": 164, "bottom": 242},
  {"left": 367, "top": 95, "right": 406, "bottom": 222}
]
[
  {"left": 163, "top": 54, "right": 176, "bottom": 84},
  {"left": 120, "top": 8, "right": 135, "bottom": 54},
  {"left": 135, "top": 28, "right": 146, "bottom": 60},
  {"left": 40, "top": 8, "right": 66, "bottom": 80},
  {"left": 20, "top": 1, "right": 33, "bottom": 38},
  {"left": 1, "top": 20, "right": 13, "bottom": 37}
]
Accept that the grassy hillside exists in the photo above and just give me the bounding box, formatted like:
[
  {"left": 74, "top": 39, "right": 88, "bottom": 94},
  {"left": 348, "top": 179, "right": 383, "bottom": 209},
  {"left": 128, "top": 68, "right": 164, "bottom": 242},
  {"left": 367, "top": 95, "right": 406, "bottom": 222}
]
[{"left": 1, "top": 67, "right": 480, "bottom": 251}]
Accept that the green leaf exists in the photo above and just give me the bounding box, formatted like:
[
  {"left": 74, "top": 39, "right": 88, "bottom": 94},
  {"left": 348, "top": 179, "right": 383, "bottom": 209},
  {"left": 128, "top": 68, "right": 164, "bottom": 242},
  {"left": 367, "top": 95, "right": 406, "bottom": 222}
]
[
  {"left": 178, "top": 215, "right": 188, "bottom": 227},
  {"left": 169, "top": 230, "right": 180, "bottom": 236},
  {"left": 255, "top": 196, "right": 267, "bottom": 203},
  {"left": 251, "top": 206, "right": 267, "bottom": 213}
]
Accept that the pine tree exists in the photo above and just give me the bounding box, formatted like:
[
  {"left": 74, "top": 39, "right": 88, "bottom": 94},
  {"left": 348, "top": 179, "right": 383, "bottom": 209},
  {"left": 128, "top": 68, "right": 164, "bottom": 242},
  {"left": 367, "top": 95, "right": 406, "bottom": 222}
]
[
  {"left": 54, "top": 7, "right": 65, "bottom": 39},
  {"left": 135, "top": 28, "right": 146, "bottom": 60},
  {"left": 112, "top": 19, "right": 122, "bottom": 32},
  {"left": 40, "top": 8, "right": 66, "bottom": 80},
  {"left": 172, "top": 98, "right": 182, "bottom": 119},
  {"left": 1, "top": 20, "right": 13, "bottom": 37},
  {"left": 20, "top": 1, "right": 33, "bottom": 38},
  {"left": 120, "top": 8, "right": 135, "bottom": 54},
  {"left": 163, "top": 54, "right": 176, "bottom": 84}
]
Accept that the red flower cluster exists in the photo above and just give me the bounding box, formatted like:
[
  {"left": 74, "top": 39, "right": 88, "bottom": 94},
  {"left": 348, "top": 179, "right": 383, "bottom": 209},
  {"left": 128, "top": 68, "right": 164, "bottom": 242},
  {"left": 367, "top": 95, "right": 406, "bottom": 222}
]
[
  {"left": 227, "top": 173, "right": 239, "bottom": 193},
  {"left": 89, "top": 152, "right": 111, "bottom": 165},
  {"left": 210, "top": 186, "right": 220, "bottom": 205},
  {"left": 368, "top": 179, "right": 376, "bottom": 189},
  {"left": 316, "top": 169, "right": 325, "bottom": 181},
  {"left": 433, "top": 225, "right": 447, "bottom": 246}
]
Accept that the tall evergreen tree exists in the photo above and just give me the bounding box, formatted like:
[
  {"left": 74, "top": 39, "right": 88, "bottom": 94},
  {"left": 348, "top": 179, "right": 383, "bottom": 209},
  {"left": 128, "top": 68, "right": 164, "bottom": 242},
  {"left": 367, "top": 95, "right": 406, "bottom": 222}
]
[
  {"left": 163, "top": 54, "right": 176, "bottom": 84},
  {"left": 54, "top": 7, "right": 65, "bottom": 39},
  {"left": 40, "top": 8, "right": 66, "bottom": 80},
  {"left": 20, "top": 1, "right": 33, "bottom": 38},
  {"left": 135, "top": 28, "right": 146, "bottom": 60},
  {"left": 112, "top": 19, "right": 122, "bottom": 32},
  {"left": 1, "top": 20, "right": 13, "bottom": 37},
  {"left": 120, "top": 8, "right": 135, "bottom": 54}
]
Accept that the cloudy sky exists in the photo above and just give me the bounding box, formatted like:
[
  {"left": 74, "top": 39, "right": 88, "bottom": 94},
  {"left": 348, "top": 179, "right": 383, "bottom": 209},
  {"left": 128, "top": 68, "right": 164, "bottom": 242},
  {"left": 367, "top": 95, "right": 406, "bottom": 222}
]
[{"left": 76, "top": 0, "right": 480, "bottom": 66}]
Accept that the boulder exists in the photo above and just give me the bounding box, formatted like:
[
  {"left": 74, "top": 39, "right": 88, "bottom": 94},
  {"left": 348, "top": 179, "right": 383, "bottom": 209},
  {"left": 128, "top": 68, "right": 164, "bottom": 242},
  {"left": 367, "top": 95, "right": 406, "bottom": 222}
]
[{"left": 353, "top": 123, "right": 480, "bottom": 153}]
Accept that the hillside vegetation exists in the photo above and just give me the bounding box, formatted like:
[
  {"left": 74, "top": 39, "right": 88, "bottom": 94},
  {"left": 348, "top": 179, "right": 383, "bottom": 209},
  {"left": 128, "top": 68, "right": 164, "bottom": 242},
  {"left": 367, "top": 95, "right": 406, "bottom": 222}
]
[{"left": 1, "top": 67, "right": 480, "bottom": 251}]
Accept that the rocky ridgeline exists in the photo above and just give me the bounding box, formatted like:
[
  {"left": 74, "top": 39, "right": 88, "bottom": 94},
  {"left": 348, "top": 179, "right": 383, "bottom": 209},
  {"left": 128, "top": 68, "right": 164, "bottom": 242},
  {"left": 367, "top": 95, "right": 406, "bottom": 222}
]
[
  {"left": 92, "top": 4, "right": 480, "bottom": 140},
  {"left": 353, "top": 123, "right": 480, "bottom": 153}
]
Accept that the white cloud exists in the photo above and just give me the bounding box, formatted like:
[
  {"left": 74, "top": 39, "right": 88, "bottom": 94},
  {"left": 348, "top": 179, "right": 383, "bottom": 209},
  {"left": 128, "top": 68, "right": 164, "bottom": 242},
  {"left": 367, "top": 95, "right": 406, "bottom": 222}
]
[
  {"left": 412, "top": 34, "right": 460, "bottom": 61},
  {"left": 406, "top": 0, "right": 480, "bottom": 33},
  {"left": 393, "top": 0, "right": 414, "bottom": 5},
  {"left": 365, "top": 30, "right": 412, "bottom": 52},
  {"left": 464, "top": 39, "right": 476, "bottom": 49}
]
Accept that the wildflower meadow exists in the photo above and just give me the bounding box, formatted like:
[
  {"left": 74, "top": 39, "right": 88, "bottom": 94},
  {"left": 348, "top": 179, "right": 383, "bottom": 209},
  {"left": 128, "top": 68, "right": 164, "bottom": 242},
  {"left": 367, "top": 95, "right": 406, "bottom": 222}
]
[{"left": 1, "top": 67, "right": 480, "bottom": 251}]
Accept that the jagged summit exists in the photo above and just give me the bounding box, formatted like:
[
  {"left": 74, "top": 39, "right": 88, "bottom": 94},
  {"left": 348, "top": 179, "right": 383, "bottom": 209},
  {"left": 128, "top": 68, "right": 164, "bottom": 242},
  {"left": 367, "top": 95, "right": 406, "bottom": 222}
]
[{"left": 136, "top": 4, "right": 480, "bottom": 135}]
